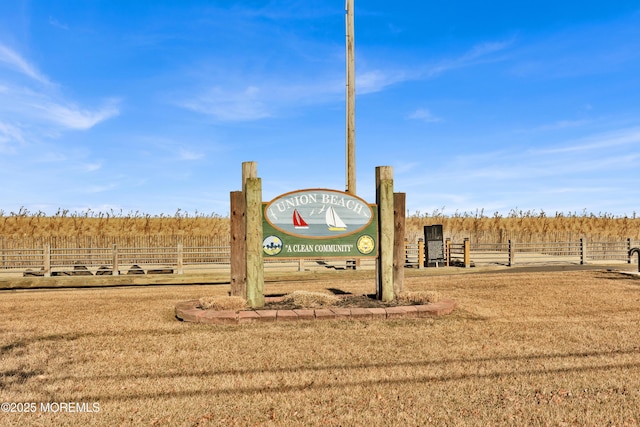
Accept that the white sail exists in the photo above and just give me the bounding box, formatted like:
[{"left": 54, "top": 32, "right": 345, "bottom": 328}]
[{"left": 325, "top": 206, "right": 347, "bottom": 230}]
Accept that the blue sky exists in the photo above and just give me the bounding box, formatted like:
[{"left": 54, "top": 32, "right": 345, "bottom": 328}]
[{"left": 1, "top": 1, "right": 639, "bottom": 217}]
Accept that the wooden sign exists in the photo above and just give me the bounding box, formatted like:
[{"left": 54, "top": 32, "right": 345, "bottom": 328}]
[{"left": 262, "top": 189, "right": 377, "bottom": 258}]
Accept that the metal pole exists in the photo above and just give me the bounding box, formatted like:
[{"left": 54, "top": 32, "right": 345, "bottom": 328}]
[{"left": 345, "top": 0, "right": 356, "bottom": 194}]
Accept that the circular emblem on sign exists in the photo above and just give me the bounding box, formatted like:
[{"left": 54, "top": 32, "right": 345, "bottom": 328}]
[
  {"left": 263, "top": 235, "right": 283, "bottom": 256},
  {"left": 356, "top": 235, "right": 375, "bottom": 255}
]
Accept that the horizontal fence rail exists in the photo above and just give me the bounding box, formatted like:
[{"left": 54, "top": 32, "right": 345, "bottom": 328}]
[{"left": 0, "top": 236, "right": 638, "bottom": 278}]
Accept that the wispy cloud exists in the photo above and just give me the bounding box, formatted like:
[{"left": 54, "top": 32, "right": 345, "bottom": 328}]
[
  {"left": 0, "top": 121, "right": 26, "bottom": 149},
  {"left": 398, "top": 126, "right": 640, "bottom": 215},
  {"left": 529, "top": 127, "right": 640, "bottom": 154},
  {"left": 33, "top": 99, "right": 120, "bottom": 130},
  {"left": 0, "top": 43, "right": 120, "bottom": 145},
  {"left": 0, "top": 44, "right": 50, "bottom": 84},
  {"left": 530, "top": 119, "right": 589, "bottom": 132},
  {"left": 181, "top": 85, "right": 271, "bottom": 122},
  {"left": 180, "top": 38, "right": 513, "bottom": 122},
  {"left": 48, "top": 16, "right": 69, "bottom": 30},
  {"left": 407, "top": 108, "right": 442, "bottom": 123},
  {"left": 179, "top": 148, "right": 204, "bottom": 160}
]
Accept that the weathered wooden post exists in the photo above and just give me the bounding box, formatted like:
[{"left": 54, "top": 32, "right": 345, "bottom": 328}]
[
  {"left": 580, "top": 237, "right": 586, "bottom": 265},
  {"left": 418, "top": 238, "right": 425, "bottom": 269},
  {"left": 177, "top": 242, "right": 184, "bottom": 274},
  {"left": 393, "top": 192, "right": 406, "bottom": 295},
  {"left": 112, "top": 244, "right": 119, "bottom": 275},
  {"left": 230, "top": 191, "right": 246, "bottom": 298},
  {"left": 445, "top": 238, "right": 451, "bottom": 267},
  {"left": 43, "top": 244, "right": 51, "bottom": 277},
  {"left": 508, "top": 239, "right": 514, "bottom": 267},
  {"left": 376, "top": 166, "right": 394, "bottom": 302},
  {"left": 464, "top": 238, "right": 471, "bottom": 268},
  {"left": 244, "top": 163, "right": 265, "bottom": 308}
]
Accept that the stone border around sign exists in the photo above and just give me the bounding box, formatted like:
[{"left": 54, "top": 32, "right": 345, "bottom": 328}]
[{"left": 175, "top": 299, "right": 457, "bottom": 325}]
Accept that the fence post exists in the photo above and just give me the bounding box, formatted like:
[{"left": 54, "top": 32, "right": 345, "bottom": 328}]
[
  {"left": 112, "top": 244, "right": 119, "bottom": 275},
  {"left": 43, "top": 244, "right": 51, "bottom": 277},
  {"left": 445, "top": 238, "right": 450, "bottom": 267},
  {"left": 580, "top": 237, "right": 586, "bottom": 265},
  {"left": 463, "top": 238, "right": 470, "bottom": 268},
  {"left": 508, "top": 239, "right": 514, "bottom": 267},
  {"left": 627, "top": 238, "right": 632, "bottom": 264},
  {"left": 298, "top": 258, "right": 305, "bottom": 272},
  {"left": 177, "top": 242, "right": 184, "bottom": 274},
  {"left": 417, "top": 238, "right": 425, "bottom": 269}
]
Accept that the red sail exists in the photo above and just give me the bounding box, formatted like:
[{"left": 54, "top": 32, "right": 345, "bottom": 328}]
[{"left": 292, "top": 209, "right": 309, "bottom": 229}]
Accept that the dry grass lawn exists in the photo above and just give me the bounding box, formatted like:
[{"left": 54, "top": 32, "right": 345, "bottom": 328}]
[{"left": 1, "top": 269, "right": 640, "bottom": 426}]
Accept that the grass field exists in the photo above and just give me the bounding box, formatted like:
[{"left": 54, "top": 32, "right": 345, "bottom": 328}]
[{"left": 2, "top": 268, "right": 640, "bottom": 426}]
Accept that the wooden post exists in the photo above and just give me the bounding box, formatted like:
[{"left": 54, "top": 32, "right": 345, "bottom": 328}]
[
  {"left": 627, "top": 238, "right": 631, "bottom": 264},
  {"left": 245, "top": 176, "right": 265, "bottom": 308},
  {"left": 112, "top": 244, "right": 119, "bottom": 275},
  {"left": 177, "top": 242, "right": 184, "bottom": 274},
  {"left": 445, "top": 238, "right": 451, "bottom": 267},
  {"left": 298, "top": 258, "right": 305, "bottom": 272},
  {"left": 242, "top": 161, "right": 258, "bottom": 187},
  {"left": 418, "top": 238, "right": 425, "bottom": 269},
  {"left": 376, "top": 166, "right": 394, "bottom": 302},
  {"left": 345, "top": 0, "right": 356, "bottom": 194},
  {"left": 464, "top": 238, "right": 471, "bottom": 268},
  {"left": 393, "top": 192, "right": 405, "bottom": 295},
  {"left": 508, "top": 239, "right": 514, "bottom": 267},
  {"left": 580, "top": 237, "right": 586, "bottom": 265},
  {"left": 43, "top": 244, "right": 51, "bottom": 277},
  {"left": 230, "top": 191, "right": 246, "bottom": 298}
]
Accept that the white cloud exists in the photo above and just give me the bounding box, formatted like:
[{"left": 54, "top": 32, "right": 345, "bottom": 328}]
[
  {"left": 407, "top": 108, "right": 442, "bottom": 123},
  {"left": 34, "top": 99, "right": 120, "bottom": 130},
  {"left": 83, "top": 162, "right": 102, "bottom": 172},
  {"left": 48, "top": 17, "right": 69, "bottom": 30},
  {"left": 181, "top": 85, "right": 271, "bottom": 122},
  {"left": 179, "top": 38, "right": 513, "bottom": 122},
  {"left": 529, "top": 127, "right": 640, "bottom": 154},
  {"left": 179, "top": 148, "right": 204, "bottom": 160},
  {"left": 400, "top": 127, "right": 640, "bottom": 215},
  {"left": 0, "top": 44, "right": 50, "bottom": 84},
  {"left": 0, "top": 43, "right": 120, "bottom": 144},
  {"left": 0, "top": 121, "right": 26, "bottom": 147}
]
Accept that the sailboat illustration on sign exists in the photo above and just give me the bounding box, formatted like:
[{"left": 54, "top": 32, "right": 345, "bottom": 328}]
[
  {"left": 325, "top": 206, "right": 347, "bottom": 231},
  {"left": 292, "top": 209, "right": 309, "bottom": 229}
]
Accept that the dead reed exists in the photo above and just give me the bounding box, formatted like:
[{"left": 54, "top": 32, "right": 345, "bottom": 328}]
[{"left": 1, "top": 208, "right": 639, "bottom": 246}]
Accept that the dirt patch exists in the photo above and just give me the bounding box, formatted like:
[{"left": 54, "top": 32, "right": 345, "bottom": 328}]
[{"left": 260, "top": 293, "right": 409, "bottom": 310}]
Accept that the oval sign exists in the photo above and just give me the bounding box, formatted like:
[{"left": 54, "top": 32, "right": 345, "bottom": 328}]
[{"left": 264, "top": 189, "right": 374, "bottom": 239}]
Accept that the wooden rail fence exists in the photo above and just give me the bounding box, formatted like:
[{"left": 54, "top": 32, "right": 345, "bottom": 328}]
[{"left": 0, "top": 236, "right": 638, "bottom": 278}]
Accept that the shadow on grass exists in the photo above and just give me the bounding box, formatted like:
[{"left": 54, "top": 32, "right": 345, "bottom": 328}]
[
  {"left": 76, "top": 351, "right": 640, "bottom": 402},
  {"left": 15, "top": 345, "right": 638, "bottom": 402}
]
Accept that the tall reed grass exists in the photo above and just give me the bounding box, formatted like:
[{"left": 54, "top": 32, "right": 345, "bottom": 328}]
[
  {"left": 407, "top": 208, "right": 640, "bottom": 243},
  {"left": 1, "top": 207, "right": 638, "bottom": 244},
  {"left": 0, "top": 208, "right": 228, "bottom": 238}
]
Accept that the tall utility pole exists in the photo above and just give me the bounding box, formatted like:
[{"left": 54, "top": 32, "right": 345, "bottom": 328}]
[{"left": 345, "top": 0, "right": 356, "bottom": 194}]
